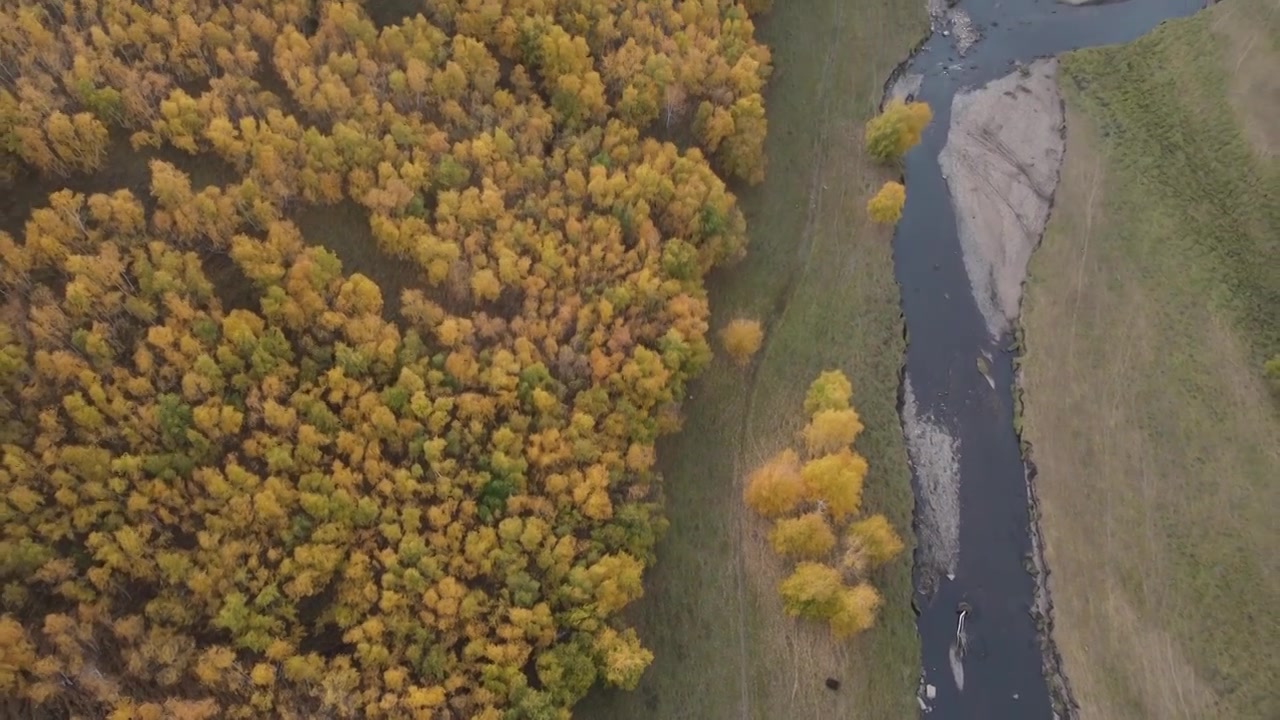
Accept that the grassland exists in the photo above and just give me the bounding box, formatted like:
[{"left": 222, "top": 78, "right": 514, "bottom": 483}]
[
  {"left": 1019, "top": 1, "right": 1280, "bottom": 717},
  {"left": 575, "top": 1, "right": 928, "bottom": 718}
]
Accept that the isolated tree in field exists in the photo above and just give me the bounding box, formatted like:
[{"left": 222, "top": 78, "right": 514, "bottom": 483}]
[
  {"left": 801, "top": 450, "right": 867, "bottom": 521},
  {"left": 865, "top": 100, "right": 933, "bottom": 163},
  {"left": 804, "top": 370, "right": 853, "bottom": 415},
  {"left": 769, "top": 512, "right": 837, "bottom": 559},
  {"left": 803, "top": 407, "right": 864, "bottom": 454},
  {"left": 778, "top": 562, "right": 844, "bottom": 619},
  {"left": 843, "top": 514, "right": 905, "bottom": 575},
  {"left": 719, "top": 318, "right": 764, "bottom": 366},
  {"left": 743, "top": 449, "right": 806, "bottom": 517},
  {"left": 867, "top": 181, "right": 906, "bottom": 224},
  {"left": 828, "top": 584, "right": 882, "bottom": 639}
]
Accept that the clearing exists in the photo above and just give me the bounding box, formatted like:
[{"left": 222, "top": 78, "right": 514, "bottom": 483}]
[
  {"left": 1019, "top": 1, "right": 1280, "bottom": 718},
  {"left": 575, "top": 0, "right": 928, "bottom": 718}
]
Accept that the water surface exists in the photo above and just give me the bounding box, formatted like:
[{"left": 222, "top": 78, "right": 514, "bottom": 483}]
[{"left": 894, "top": 0, "right": 1205, "bottom": 716}]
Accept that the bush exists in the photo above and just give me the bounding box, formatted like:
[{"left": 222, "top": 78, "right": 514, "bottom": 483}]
[{"left": 829, "top": 584, "right": 882, "bottom": 639}]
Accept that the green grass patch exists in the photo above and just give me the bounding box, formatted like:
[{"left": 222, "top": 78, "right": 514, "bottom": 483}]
[{"left": 1057, "top": 7, "right": 1279, "bottom": 365}]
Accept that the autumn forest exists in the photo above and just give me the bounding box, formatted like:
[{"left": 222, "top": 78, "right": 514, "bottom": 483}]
[{"left": 0, "top": 1, "right": 906, "bottom": 718}]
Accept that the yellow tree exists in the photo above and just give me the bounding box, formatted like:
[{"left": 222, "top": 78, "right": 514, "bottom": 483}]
[
  {"left": 471, "top": 268, "right": 501, "bottom": 303},
  {"left": 800, "top": 450, "right": 867, "bottom": 522},
  {"left": 718, "top": 95, "right": 767, "bottom": 185},
  {"left": 743, "top": 448, "right": 805, "bottom": 517},
  {"left": 768, "top": 513, "right": 836, "bottom": 559},
  {"left": 778, "top": 562, "right": 844, "bottom": 619},
  {"left": 804, "top": 370, "right": 852, "bottom": 416},
  {"left": 844, "top": 514, "right": 905, "bottom": 574},
  {"left": 45, "top": 111, "right": 111, "bottom": 174},
  {"left": 864, "top": 101, "right": 932, "bottom": 163},
  {"left": 802, "top": 408, "right": 864, "bottom": 455},
  {"left": 593, "top": 627, "right": 653, "bottom": 690},
  {"left": 828, "top": 584, "right": 882, "bottom": 639},
  {"left": 867, "top": 181, "right": 906, "bottom": 224},
  {"left": 719, "top": 318, "right": 763, "bottom": 366}
]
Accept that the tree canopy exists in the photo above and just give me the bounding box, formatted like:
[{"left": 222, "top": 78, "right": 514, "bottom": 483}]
[{"left": 0, "top": 1, "right": 776, "bottom": 717}]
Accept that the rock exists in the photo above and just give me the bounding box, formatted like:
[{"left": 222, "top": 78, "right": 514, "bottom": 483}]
[{"left": 926, "top": 684, "right": 937, "bottom": 700}]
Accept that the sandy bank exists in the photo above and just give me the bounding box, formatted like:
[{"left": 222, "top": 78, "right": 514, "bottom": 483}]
[{"left": 939, "top": 59, "right": 1065, "bottom": 338}]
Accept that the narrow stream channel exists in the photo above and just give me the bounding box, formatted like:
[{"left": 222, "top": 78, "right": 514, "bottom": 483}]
[{"left": 891, "top": 0, "right": 1205, "bottom": 717}]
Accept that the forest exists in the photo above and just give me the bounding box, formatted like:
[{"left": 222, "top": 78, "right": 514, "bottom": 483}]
[{"left": 0, "top": 1, "right": 775, "bottom": 718}]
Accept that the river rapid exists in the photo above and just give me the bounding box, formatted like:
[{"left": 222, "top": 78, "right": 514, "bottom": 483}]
[{"left": 890, "top": 0, "right": 1206, "bottom": 717}]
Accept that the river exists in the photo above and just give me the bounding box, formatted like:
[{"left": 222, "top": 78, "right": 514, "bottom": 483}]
[{"left": 892, "top": 0, "right": 1205, "bottom": 717}]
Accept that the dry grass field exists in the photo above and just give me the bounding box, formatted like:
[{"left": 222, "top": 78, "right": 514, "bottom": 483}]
[{"left": 1019, "top": 1, "right": 1280, "bottom": 718}]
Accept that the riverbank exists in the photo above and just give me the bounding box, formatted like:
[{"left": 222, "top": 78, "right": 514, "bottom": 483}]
[
  {"left": 576, "top": 1, "right": 929, "bottom": 717},
  {"left": 1019, "top": 0, "right": 1280, "bottom": 717}
]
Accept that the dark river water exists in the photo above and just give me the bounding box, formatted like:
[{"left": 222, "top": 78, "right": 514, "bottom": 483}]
[{"left": 894, "top": 0, "right": 1205, "bottom": 717}]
